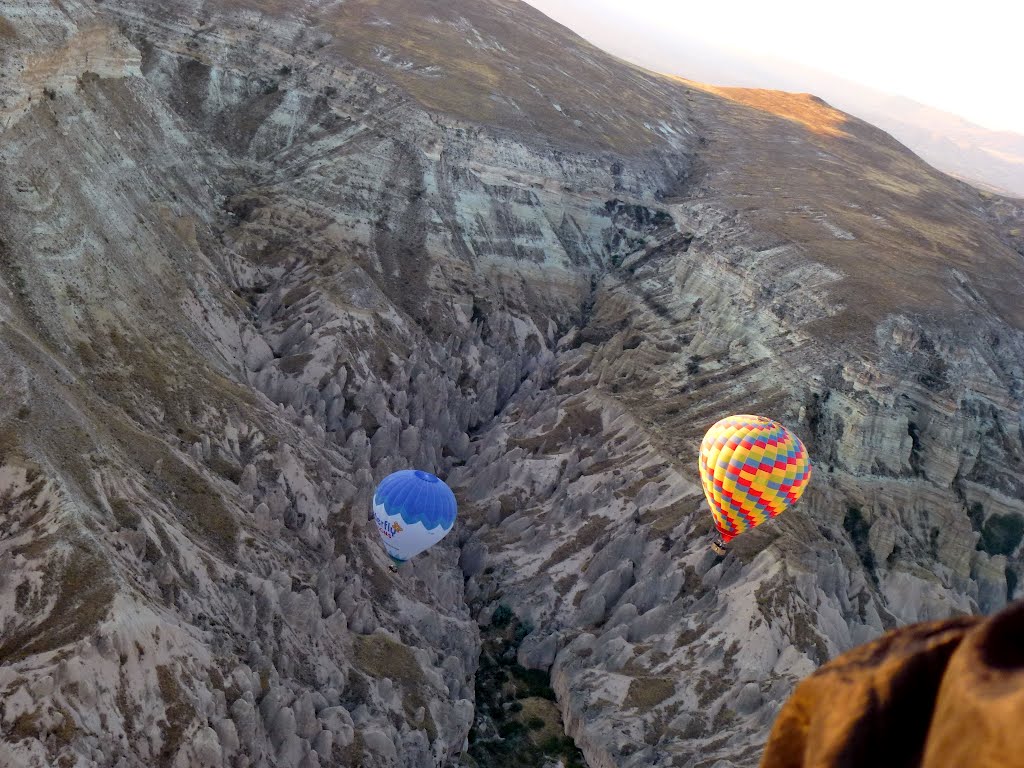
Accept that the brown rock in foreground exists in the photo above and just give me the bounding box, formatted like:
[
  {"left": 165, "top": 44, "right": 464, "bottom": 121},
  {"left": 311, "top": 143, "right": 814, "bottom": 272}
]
[{"left": 762, "top": 599, "right": 1024, "bottom": 768}]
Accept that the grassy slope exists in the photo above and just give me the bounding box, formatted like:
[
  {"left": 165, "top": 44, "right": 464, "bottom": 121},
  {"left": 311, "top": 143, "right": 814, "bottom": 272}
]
[
  {"left": 291, "top": 0, "right": 693, "bottom": 153},
  {"left": 680, "top": 79, "right": 1024, "bottom": 338}
]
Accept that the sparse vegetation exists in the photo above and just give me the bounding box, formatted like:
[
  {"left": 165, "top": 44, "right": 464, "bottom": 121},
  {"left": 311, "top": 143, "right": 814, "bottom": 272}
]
[
  {"left": 0, "top": 543, "right": 113, "bottom": 663},
  {"left": 14, "top": 580, "right": 30, "bottom": 612},
  {"left": 469, "top": 609, "right": 584, "bottom": 768},
  {"left": 107, "top": 421, "right": 239, "bottom": 556},
  {"left": 729, "top": 523, "right": 782, "bottom": 564},
  {"left": 0, "top": 426, "right": 20, "bottom": 462},
  {"left": 713, "top": 705, "right": 737, "bottom": 730},
  {"left": 674, "top": 620, "right": 707, "bottom": 649},
  {"left": 116, "top": 672, "right": 136, "bottom": 739},
  {"left": 970, "top": 501, "right": 986, "bottom": 531},
  {"left": 354, "top": 634, "right": 425, "bottom": 685},
  {"left": 979, "top": 513, "right": 1024, "bottom": 556},
  {"left": 918, "top": 353, "right": 949, "bottom": 391},
  {"left": 491, "top": 604, "right": 513, "bottom": 628},
  {"left": 52, "top": 706, "right": 79, "bottom": 748},
  {"left": 110, "top": 497, "right": 142, "bottom": 529},
  {"left": 315, "top": 2, "right": 698, "bottom": 153},
  {"left": 353, "top": 635, "right": 437, "bottom": 739},
  {"left": 624, "top": 676, "right": 675, "bottom": 709},
  {"left": 508, "top": 402, "right": 603, "bottom": 455},
  {"left": 639, "top": 501, "right": 688, "bottom": 533},
  {"left": 336, "top": 729, "right": 365, "bottom": 766},
  {"left": 686, "top": 82, "right": 849, "bottom": 137},
  {"left": 7, "top": 709, "right": 42, "bottom": 741},
  {"left": 156, "top": 665, "right": 195, "bottom": 767},
  {"left": 539, "top": 516, "right": 608, "bottom": 572},
  {"left": 844, "top": 506, "right": 877, "bottom": 582},
  {"left": 755, "top": 568, "right": 828, "bottom": 664},
  {"left": 278, "top": 352, "right": 313, "bottom": 374},
  {"left": 208, "top": 448, "right": 243, "bottom": 485}
]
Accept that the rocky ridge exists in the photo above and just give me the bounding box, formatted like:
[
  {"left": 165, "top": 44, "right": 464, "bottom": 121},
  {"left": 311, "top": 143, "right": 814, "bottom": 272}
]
[{"left": 0, "top": 1, "right": 1021, "bottom": 767}]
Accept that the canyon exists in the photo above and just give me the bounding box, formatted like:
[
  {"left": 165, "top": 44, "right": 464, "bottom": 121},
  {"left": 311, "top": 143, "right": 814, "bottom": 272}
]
[{"left": 0, "top": 1, "right": 1022, "bottom": 767}]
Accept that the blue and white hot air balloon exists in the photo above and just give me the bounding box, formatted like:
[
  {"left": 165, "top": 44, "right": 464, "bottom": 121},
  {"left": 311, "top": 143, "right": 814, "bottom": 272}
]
[{"left": 372, "top": 470, "right": 457, "bottom": 565}]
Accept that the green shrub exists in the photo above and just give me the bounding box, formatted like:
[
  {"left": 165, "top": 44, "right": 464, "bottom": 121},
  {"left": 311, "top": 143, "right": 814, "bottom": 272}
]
[
  {"left": 843, "top": 506, "right": 876, "bottom": 579},
  {"left": 981, "top": 513, "right": 1024, "bottom": 556},
  {"left": 491, "top": 604, "right": 513, "bottom": 628}
]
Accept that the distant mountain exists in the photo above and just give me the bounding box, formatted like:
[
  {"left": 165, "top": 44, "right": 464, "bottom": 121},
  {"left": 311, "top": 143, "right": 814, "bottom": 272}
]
[
  {"left": 524, "top": 0, "right": 1024, "bottom": 197},
  {"left": 828, "top": 89, "right": 1024, "bottom": 197}
]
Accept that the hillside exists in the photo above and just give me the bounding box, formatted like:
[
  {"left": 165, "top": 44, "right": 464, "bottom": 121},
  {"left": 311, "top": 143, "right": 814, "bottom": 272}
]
[
  {"left": 521, "top": 0, "right": 1024, "bottom": 198},
  {"left": 0, "top": 1, "right": 1022, "bottom": 767}
]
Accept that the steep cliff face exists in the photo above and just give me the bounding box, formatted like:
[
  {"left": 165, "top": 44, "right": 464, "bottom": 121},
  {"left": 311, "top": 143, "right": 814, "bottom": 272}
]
[{"left": 0, "top": 2, "right": 1021, "bottom": 768}]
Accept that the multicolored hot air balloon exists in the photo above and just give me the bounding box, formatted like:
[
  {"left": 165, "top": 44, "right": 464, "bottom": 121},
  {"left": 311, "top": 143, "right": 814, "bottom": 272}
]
[
  {"left": 372, "top": 470, "right": 457, "bottom": 566},
  {"left": 698, "top": 415, "right": 811, "bottom": 554}
]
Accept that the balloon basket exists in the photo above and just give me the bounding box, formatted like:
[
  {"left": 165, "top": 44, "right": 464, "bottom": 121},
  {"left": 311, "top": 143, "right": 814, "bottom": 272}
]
[{"left": 710, "top": 539, "right": 729, "bottom": 557}]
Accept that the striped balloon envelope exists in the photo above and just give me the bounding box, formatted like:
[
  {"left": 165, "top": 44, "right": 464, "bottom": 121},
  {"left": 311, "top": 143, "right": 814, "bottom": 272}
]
[{"left": 698, "top": 415, "right": 811, "bottom": 547}]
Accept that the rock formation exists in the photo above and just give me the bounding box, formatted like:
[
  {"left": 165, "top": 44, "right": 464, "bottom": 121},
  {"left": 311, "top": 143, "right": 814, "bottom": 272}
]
[{"left": 0, "top": 1, "right": 1021, "bottom": 766}]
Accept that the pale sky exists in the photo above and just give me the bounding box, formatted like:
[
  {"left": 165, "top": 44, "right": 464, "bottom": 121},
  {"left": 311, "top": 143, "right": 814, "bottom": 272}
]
[{"left": 524, "top": 0, "right": 1024, "bottom": 134}]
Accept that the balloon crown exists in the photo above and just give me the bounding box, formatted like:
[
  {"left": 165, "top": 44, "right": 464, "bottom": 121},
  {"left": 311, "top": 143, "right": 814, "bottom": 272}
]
[{"left": 373, "top": 470, "right": 457, "bottom": 531}]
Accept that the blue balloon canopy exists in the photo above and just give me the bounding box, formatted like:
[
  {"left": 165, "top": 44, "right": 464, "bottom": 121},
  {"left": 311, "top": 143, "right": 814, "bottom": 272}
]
[{"left": 373, "top": 470, "right": 457, "bottom": 531}]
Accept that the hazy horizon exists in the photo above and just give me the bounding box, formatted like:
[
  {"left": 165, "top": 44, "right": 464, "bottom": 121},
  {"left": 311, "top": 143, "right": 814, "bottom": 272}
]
[{"left": 523, "top": 0, "right": 1024, "bottom": 136}]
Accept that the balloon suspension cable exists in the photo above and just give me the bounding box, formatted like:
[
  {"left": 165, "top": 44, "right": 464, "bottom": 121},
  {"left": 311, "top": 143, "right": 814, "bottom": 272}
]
[{"left": 710, "top": 538, "right": 729, "bottom": 557}]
